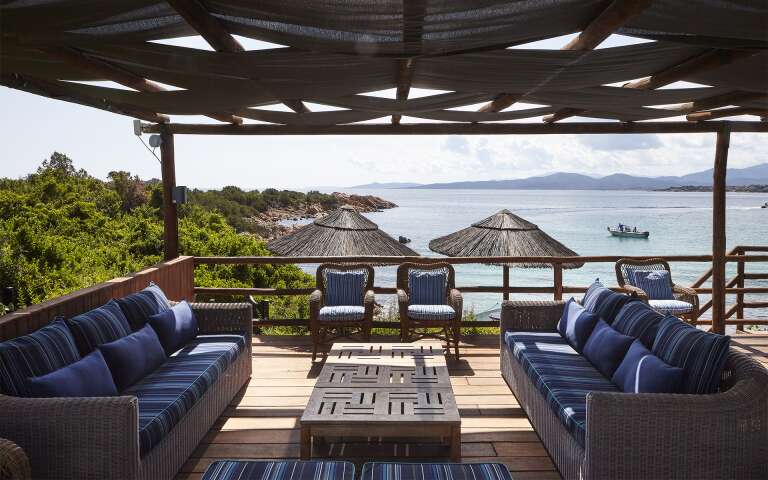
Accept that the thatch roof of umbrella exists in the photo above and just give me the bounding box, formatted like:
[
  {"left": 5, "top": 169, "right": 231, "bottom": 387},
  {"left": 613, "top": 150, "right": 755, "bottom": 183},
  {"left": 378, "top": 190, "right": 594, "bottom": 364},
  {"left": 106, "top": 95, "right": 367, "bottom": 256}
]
[
  {"left": 268, "top": 205, "right": 418, "bottom": 258},
  {"left": 428, "top": 209, "right": 583, "bottom": 269}
]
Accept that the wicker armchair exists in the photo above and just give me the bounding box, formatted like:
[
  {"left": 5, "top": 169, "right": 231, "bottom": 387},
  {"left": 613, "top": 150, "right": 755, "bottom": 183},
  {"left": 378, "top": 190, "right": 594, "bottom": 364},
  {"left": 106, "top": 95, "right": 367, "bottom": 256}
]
[
  {"left": 615, "top": 258, "right": 699, "bottom": 322},
  {"left": 309, "top": 264, "right": 375, "bottom": 361},
  {"left": 397, "top": 262, "right": 463, "bottom": 359},
  {"left": 0, "top": 438, "right": 30, "bottom": 480}
]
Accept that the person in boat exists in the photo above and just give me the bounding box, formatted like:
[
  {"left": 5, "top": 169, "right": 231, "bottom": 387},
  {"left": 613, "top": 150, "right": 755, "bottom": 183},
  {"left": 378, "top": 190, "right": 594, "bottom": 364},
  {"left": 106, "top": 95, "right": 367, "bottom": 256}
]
[
  {"left": 633, "top": 226, "right": 637, "bottom": 232},
  {"left": 618, "top": 223, "right": 624, "bottom": 231}
]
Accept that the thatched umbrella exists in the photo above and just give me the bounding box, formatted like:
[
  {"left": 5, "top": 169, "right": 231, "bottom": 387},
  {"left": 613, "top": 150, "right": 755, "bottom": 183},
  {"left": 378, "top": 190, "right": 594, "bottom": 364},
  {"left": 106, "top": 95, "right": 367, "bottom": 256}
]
[
  {"left": 268, "top": 205, "right": 418, "bottom": 258},
  {"left": 429, "top": 209, "right": 582, "bottom": 299}
]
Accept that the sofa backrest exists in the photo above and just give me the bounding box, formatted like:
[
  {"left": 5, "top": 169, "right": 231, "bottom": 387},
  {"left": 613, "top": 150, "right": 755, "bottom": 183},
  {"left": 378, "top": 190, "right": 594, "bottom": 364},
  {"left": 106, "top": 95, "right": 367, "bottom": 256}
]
[{"left": 0, "top": 257, "right": 194, "bottom": 342}]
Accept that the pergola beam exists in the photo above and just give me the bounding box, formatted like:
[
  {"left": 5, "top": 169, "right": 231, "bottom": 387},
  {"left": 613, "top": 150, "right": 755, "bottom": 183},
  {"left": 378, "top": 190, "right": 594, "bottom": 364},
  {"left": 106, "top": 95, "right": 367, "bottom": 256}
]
[
  {"left": 665, "top": 91, "right": 768, "bottom": 114},
  {"left": 166, "top": 0, "right": 310, "bottom": 115},
  {"left": 687, "top": 106, "right": 768, "bottom": 122},
  {"left": 43, "top": 46, "right": 242, "bottom": 124},
  {"left": 392, "top": 1, "right": 426, "bottom": 125},
  {"left": 392, "top": 59, "right": 414, "bottom": 125},
  {"left": 479, "top": 0, "right": 651, "bottom": 113}
]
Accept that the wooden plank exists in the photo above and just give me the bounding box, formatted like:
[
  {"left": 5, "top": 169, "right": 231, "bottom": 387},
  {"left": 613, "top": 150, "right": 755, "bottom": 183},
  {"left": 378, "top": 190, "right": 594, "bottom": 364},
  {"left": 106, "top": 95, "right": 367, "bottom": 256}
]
[{"left": 711, "top": 125, "right": 731, "bottom": 334}]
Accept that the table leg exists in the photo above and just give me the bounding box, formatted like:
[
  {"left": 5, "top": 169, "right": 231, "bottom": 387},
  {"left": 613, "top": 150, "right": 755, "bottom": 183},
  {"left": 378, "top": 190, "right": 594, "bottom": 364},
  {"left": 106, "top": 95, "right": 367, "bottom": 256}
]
[
  {"left": 450, "top": 425, "right": 461, "bottom": 462},
  {"left": 300, "top": 425, "right": 311, "bottom": 459}
]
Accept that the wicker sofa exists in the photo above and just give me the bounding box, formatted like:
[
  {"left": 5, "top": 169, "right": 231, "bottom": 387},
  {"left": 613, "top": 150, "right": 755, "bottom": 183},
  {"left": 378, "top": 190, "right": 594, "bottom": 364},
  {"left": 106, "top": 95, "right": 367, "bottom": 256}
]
[
  {"left": 500, "top": 300, "right": 768, "bottom": 480},
  {"left": 0, "top": 302, "right": 252, "bottom": 480}
]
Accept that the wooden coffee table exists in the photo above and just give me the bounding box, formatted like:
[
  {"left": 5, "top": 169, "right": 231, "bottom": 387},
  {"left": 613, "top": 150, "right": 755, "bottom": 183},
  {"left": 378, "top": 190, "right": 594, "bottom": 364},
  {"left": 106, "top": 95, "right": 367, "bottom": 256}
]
[{"left": 300, "top": 343, "right": 461, "bottom": 461}]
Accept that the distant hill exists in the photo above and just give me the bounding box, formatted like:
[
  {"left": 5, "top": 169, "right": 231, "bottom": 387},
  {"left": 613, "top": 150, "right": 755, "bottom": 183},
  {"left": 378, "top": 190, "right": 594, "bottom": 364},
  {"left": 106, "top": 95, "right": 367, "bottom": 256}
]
[
  {"left": 409, "top": 163, "right": 768, "bottom": 190},
  {"left": 350, "top": 182, "right": 423, "bottom": 189}
]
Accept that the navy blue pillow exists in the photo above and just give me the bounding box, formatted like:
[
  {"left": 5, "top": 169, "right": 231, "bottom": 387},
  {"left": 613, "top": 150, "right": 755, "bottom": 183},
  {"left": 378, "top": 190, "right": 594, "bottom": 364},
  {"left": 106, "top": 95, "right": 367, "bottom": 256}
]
[
  {"left": 557, "top": 298, "right": 599, "bottom": 352},
  {"left": 652, "top": 315, "right": 731, "bottom": 394},
  {"left": 116, "top": 290, "right": 165, "bottom": 331},
  {"left": 612, "top": 301, "right": 664, "bottom": 349},
  {"left": 612, "top": 339, "right": 683, "bottom": 393},
  {"left": 582, "top": 280, "right": 637, "bottom": 324},
  {"left": 66, "top": 299, "right": 132, "bottom": 356},
  {"left": 26, "top": 350, "right": 118, "bottom": 397},
  {"left": 98, "top": 324, "right": 166, "bottom": 391},
  {"left": 0, "top": 320, "right": 81, "bottom": 396},
  {"left": 148, "top": 300, "right": 199, "bottom": 355},
  {"left": 583, "top": 319, "right": 634, "bottom": 378}
]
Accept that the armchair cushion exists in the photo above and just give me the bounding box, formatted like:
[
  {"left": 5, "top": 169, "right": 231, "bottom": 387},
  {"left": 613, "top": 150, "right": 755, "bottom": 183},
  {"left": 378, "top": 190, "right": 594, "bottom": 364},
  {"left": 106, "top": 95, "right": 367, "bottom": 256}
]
[
  {"left": 99, "top": 324, "right": 166, "bottom": 391},
  {"left": 582, "top": 319, "right": 634, "bottom": 378},
  {"left": 611, "top": 339, "right": 683, "bottom": 393},
  {"left": 0, "top": 319, "right": 81, "bottom": 396},
  {"left": 116, "top": 288, "right": 169, "bottom": 331},
  {"left": 325, "top": 271, "right": 366, "bottom": 307},
  {"left": 582, "top": 279, "right": 636, "bottom": 324},
  {"left": 66, "top": 299, "right": 132, "bottom": 356},
  {"left": 407, "top": 304, "right": 455, "bottom": 321},
  {"left": 632, "top": 270, "right": 674, "bottom": 300},
  {"left": 149, "top": 300, "right": 199, "bottom": 355},
  {"left": 26, "top": 349, "right": 117, "bottom": 398},
  {"left": 648, "top": 299, "right": 694, "bottom": 315},
  {"left": 361, "top": 462, "right": 512, "bottom": 480},
  {"left": 612, "top": 301, "right": 664, "bottom": 349},
  {"left": 408, "top": 270, "right": 446, "bottom": 305},
  {"left": 652, "top": 315, "right": 730, "bottom": 394},
  {"left": 557, "top": 298, "right": 599, "bottom": 352},
  {"left": 319, "top": 306, "right": 366, "bottom": 322}
]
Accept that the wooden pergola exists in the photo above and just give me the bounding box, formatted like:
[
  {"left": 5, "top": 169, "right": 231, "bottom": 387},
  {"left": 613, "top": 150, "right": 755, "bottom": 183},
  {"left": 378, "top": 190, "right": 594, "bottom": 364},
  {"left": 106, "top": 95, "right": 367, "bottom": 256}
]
[{"left": 2, "top": 0, "right": 767, "bottom": 334}]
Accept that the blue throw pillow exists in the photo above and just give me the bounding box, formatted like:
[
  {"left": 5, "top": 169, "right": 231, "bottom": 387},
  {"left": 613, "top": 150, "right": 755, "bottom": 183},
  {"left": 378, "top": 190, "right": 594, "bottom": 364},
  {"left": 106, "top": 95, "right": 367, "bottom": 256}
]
[
  {"left": 583, "top": 319, "right": 634, "bottom": 378},
  {"left": 325, "top": 271, "right": 366, "bottom": 306},
  {"left": 557, "top": 298, "right": 599, "bottom": 352},
  {"left": 145, "top": 282, "right": 172, "bottom": 310},
  {"left": 582, "top": 279, "right": 637, "bottom": 325},
  {"left": 632, "top": 270, "right": 674, "bottom": 300},
  {"left": 612, "top": 301, "right": 664, "bottom": 349},
  {"left": 0, "top": 320, "right": 81, "bottom": 396},
  {"left": 652, "top": 315, "right": 731, "bottom": 394},
  {"left": 98, "top": 324, "right": 166, "bottom": 391},
  {"left": 115, "top": 289, "right": 166, "bottom": 331},
  {"left": 409, "top": 270, "right": 446, "bottom": 305},
  {"left": 148, "top": 300, "right": 199, "bottom": 355},
  {"left": 612, "top": 339, "right": 683, "bottom": 393},
  {"left": 26, "top": 350, "right": 117, "bottom": 397},
  {"left": 66, "top": 299, "right": 132, "bottom": 356}
]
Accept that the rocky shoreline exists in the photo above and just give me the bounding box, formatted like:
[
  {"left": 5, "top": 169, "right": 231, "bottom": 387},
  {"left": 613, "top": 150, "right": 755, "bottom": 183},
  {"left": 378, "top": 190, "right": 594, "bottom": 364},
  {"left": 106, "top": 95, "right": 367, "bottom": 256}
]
[
  {"left": 656, "top": 185, "right": 768, "bottom": 193},
  {"left": 246, "top": 192, "right": 397, "bottom": 240}
]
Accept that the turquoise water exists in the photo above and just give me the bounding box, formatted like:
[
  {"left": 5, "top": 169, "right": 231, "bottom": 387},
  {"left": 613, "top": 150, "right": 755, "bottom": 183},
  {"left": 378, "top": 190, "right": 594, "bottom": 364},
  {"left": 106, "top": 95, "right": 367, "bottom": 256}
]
[{"left": 308, "top": 189, "right": 768, "bottom": 319}]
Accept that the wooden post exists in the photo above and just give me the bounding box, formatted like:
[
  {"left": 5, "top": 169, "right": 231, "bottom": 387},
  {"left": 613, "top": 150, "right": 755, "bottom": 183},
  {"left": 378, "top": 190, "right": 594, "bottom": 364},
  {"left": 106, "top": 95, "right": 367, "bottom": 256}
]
[
  {"left": 711, "top": 125, "right": 731, "bottom": 335},
  {"left": 502, "top": 265, "right": 510, "bottom": 301},
  {"left": 553, "top": 264, "right": 564, "bottom": 300},
  {"left": 160, "top": 127, "right": 179, "bottom": 260},
  {"left": 736, "top": 248, "right": 745, "bottom": 330}
]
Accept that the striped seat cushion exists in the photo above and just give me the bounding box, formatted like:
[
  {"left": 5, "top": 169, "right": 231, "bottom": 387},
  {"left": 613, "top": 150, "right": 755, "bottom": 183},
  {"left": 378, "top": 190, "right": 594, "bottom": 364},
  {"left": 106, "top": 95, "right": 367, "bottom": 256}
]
[
  {"left": 612, "top": 301, "right": 664, "bottom": 349},
  {"left": 325, "top": 271, "right": 366, "bottom": 307},
  {"left": 648, "top": 299, "right": 694, "bottom": 315},
  {"left": 651, "top": 316, "right": 730, "bottom": 394},
  {"left": 0, "top": 320, "right": 81, "bottom": 396},
  {"left": 116, "top": 288, "right": 169, "bottom": 331},
  {"left": 123, "top": 334, "right": 245, "bottom": 456},
  {"left": 319, "top": 306, "right": 365, "bottom": 322},
  {"left": 203, "top": 460, "right": 355, "bottom": 480},
  {"left": 407, "top": 305, "right": 455, "bottom": 321},
  {"left": 361, "top": 463, "right": 512, "bottom": 480},
  {"left": 504, "top": 330, "right": 620, "bottom": 446},
  {"left": 582, "top": 279, "right": 637, "bottom": 324},
  {"left": 65, "top": 299, "right": 132, "bottom": 355},
  {"left": 408, "top": 270, "right": 446, "bottom": 305}
]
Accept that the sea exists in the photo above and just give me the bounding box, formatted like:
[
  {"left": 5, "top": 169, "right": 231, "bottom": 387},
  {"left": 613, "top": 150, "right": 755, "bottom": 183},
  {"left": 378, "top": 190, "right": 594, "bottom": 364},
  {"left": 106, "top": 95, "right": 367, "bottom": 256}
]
[{"left": 296, "top": 189, "right": 768, "bottom": 320}]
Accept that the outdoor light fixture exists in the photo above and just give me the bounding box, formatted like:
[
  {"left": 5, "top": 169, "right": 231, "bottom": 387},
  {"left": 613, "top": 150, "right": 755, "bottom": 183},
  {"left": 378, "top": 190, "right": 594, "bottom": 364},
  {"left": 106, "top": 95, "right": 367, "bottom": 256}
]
[{"left": 173, "top": 186, "right": 188, "bottom": 204}]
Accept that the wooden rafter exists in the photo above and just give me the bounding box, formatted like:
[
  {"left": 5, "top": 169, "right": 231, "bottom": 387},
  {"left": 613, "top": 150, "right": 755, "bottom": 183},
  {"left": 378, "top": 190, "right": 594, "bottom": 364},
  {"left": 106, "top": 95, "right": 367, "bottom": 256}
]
[
  {"left": 166, "top": 0, "right": 309, "bottom": 114},
  {"left": 544, "top": 49, "right": 757, "bottom": 122},
  {"left": 392, "top": 59, "right": 414, "bottom": 125},
  {"left": 687, "top": 106, "right": 768, "bottom": 122},
  {"left": 392, "top": 0, "right": 426, "bottom": 125},
  {"left": 479, "top": 0, "right": 651, "bottom": 113},
  {"left": 666, "top": 91, "right": 767, "bottom": 114},
  {"left": 1, "top": 73, "right": 168, "bottom": 123},
  {"left": 43, "top": 46, "right": 242, "bottom": 124}
]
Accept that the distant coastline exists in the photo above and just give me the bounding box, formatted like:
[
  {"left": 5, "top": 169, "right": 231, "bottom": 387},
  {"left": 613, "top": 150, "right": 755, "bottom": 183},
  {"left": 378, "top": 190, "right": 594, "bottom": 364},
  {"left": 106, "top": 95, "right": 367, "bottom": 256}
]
[{"left": 656, "top": 185, "right": 768, "bottom": 193}]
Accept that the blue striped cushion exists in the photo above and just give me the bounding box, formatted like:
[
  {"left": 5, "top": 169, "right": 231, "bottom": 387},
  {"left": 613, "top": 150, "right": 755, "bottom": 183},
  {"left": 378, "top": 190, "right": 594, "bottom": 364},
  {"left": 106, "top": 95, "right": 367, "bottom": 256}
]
[
  {"left": 325, "top": 271, "right": 365, "bottom": 307},
  {"left": 123, "top": 334, "right": 246, "bottom": 456},
  {"left": 319, "top": 306, "right": 365, "bottom": 322},
  {"left": 582, "top": 280, "right": 636, "bottom": 324},
  {"left": 632, "top": 270, "right": 674, "bottom": 300},
  {"left": 0, "top": 320, "right": 81, "bottom": 396},
  {"left": 651, "top": 316, "right": 730, "bottom": 394},
  {"left": 66, "top": 299, "right": 132, "bottom": 355},
  {"left": 504, "top": 331, "right": 619, "bottom": 446},
  {"left": 361, "top": 463, "right": 511, "bottom": 480},
  {"left": 612, "top": 301, "right": 664, "bottom": 349},
  {"left": 203, "top": 461, "right": 355, "bottom": 480},
  {"left": 648, "top": 299, "right": 694, "bottom": 315},
  {"left": 145, "top": 282, "right": 172, "bottom": 310},
  {"left": 116, "top": 289, "right": 166, "bottom": 331},
  {"left": 408, "top": 271, "right": 446, "bottom": 305},
  {"left": 407, "top": 304, "right": 455, "bottom": 320}
]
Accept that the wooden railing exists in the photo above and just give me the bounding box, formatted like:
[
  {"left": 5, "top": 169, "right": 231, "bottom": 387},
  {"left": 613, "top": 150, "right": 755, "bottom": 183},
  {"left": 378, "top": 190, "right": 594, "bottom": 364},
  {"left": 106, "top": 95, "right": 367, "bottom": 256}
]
[{"left": 192, "top": 249, "right": 768, "bottom": 330}]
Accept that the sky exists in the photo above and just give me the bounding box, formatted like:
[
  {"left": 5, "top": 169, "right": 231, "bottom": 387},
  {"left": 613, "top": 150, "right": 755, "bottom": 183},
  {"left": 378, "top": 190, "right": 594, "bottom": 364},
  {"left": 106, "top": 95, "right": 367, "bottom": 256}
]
[{"left": 2, "top": 34, "right": 766, "bottom": 190}]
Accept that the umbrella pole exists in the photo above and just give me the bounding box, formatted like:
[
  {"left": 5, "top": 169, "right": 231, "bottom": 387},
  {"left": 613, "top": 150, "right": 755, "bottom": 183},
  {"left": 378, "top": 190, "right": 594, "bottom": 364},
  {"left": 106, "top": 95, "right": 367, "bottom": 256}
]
[{"left": 503, "top": 265, "right": 509, "bottom": 301}]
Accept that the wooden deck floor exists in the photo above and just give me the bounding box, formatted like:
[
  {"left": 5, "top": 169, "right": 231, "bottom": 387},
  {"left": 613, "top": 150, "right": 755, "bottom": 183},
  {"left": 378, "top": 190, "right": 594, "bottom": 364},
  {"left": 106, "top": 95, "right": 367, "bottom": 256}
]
[{"left": 177, "top": 333, "right": 768, "bottom": 480}]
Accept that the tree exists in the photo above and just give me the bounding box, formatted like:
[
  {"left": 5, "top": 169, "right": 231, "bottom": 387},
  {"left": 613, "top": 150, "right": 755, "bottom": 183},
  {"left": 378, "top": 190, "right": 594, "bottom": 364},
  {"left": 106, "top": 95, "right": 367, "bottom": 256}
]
[{"left": 108, "top": 170, "right": 147, "bottom": 212}]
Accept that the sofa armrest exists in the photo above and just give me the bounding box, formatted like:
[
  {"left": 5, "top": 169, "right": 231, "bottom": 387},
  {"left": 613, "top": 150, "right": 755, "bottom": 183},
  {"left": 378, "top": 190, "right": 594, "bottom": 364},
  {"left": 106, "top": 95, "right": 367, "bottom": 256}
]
[
  {"left": 190, "top": 302, "right": 252, "bottom": 347},
  {"left": 0, "top": 394, "right": 139, "bottom": 479},
  {"left": 585, "top": 351, "right": 768, "bottom": 479},
  {"left": 0, "top": 437, "right": 31, "bottom": 480},
  {"left": 500, "top": 300, "right": 564, "bottom": 334}
]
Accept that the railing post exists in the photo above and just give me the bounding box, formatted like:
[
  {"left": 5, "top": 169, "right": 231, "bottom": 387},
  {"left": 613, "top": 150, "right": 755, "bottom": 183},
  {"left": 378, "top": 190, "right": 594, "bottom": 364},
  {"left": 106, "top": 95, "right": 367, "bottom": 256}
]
[
  {"left": 736, "top": 248, "right": 745, "bottom": 331},
  {"left": 502, "top": 265, "right": 509, "bottom": 301},
  {"left": 553, "top": 264, "right": 563, "bottom": 300},
  {"left": 711, "top": 124, "right": 731, "bottom": 335}
]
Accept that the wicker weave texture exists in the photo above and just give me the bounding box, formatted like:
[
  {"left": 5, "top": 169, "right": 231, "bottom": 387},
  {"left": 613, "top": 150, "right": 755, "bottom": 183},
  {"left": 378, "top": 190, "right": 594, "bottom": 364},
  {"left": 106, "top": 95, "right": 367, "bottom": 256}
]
[{"left": 0, "top": 438, "right": 31, "bottom": 480}]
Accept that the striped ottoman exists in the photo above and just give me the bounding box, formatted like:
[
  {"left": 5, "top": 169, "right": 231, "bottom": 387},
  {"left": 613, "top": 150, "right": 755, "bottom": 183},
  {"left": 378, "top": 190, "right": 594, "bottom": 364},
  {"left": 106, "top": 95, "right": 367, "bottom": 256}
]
[
  {"left": 360, "top": 463, "right": 512, "bottom": 480},
  {"left": 202, "top": 460, "right": 355, "bottom": 480}
]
